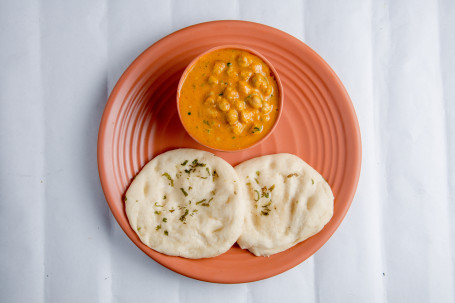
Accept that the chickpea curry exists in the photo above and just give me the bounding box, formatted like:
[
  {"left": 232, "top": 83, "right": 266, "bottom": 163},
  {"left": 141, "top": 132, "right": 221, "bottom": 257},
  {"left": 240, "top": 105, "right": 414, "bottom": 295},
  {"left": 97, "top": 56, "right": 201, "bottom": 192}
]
[{"left": 178, "top": 48, "right": 280, "bottom": 150}]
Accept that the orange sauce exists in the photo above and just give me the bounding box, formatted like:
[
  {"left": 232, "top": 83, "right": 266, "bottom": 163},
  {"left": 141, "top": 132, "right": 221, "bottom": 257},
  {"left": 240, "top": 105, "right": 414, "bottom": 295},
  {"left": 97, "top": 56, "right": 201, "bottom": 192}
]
[{"left": 179, "top": 48, "right": 280, "bottom": 150}]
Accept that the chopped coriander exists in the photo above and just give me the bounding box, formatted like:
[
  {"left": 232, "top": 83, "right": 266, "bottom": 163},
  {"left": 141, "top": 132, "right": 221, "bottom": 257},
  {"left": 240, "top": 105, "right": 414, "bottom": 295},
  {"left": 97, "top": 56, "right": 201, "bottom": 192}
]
[
  {"left": 136, "top": 200, "right": 138, "bottom": 202},
  {"left": 169, "top": 208, "right": 175, "bottom": 213},
  {"left": 312, "top": 179, "right": 314, "bottom": 185},
  {"left": 255, "top": 178, "right": 259, "bottom": 184},
  {"left": 163, "top": 195, "right": 167, "bottom": 199},
  {"left": 185, "top": 159, "right": 207, "bottom": 176},
  {"left": 155, "top": 224, "right": 161, "bottom": 231},
  {"left": 123, "top": 196, "right": 127, "bottom": 202},
  {"left": 287, "top": 173, "right": 299, "bottom": 178},
  {"left": 196, "top": 199, "right": 206, "bottom": 205},
  {"left": 188, "top": 112, "right": 191, "bottom": 115},
  {"left": 218, "top": 92, "right": 224, "bottom": 96},
  {"left": 179, "top": 209, "right": 189, "bottom": 222},
  {"left": 162, "top": 218, "right": 167, "bottom": 223},
  {"left": 155, "top": 202, "right": 163, "bottom": 207},
  {"left": 164, "top": 230, "right": 168, "bottom": 236},
  {"left": 189, "top": 186, "right": 193, "bottom": 190},
  {"left": 269, "top": 184, "right": 275, "bottom": 191},
  {"left": 162, "top": 172, "right": 174, "bottom": 186},
  {"left": 262, "top": 201, "right": 271, "bottom": 208},
  {"left": 137, "top": 227, "right": 141, "bottom": 231},
  {"left": 210, "top": 190, "right": 216, "bottom": 196},
  {"left": 181, "top": 160, "right": 188, "bottom": 166},
  {"left": 232, "top": 136, "right": 236, "bottom": 139},
  {"left": 252, "top": 126, "right": 262, "bottom": 133},
  {"left": 256, "top": 171, "right": 260, "bottom": 176},
  {"left": 261, "top": 211, "right": 269, "bottom": 216},
  {"left": 154, "top": 211, "right": 161, "bottom": 215},
  {"left": 227, "top": 62, "right": 232, "bottom": 66},
  {"left": 180, "top": 188, "right": 188, "bottom": 197},
  {"left": 193, "top": 159, "right": 206, "bottom": 167},
  {"left": 201, "top": 197, "right": 213, "bottom": 207},
  {"left": 206, "top": 167, "right": 211, "bottom": 176},
  {"left": 254, "top": 190, "right": 260, "bottom": 201},
  {"left": 213, "top": 170, "right": 219, "bottom": 180},
  {"left": 192, "top": 209, "right": 198, "bottom": 213},
  {"left": 203, "top": 120, "right": 211, "bottom": 126}
]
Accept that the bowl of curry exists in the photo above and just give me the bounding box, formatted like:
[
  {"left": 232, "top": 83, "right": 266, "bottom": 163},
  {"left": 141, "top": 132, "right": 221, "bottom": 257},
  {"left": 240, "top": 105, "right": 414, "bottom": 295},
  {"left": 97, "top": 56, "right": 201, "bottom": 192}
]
[{"left": 177, "top": 45, "right": 283, "bottom": 151}]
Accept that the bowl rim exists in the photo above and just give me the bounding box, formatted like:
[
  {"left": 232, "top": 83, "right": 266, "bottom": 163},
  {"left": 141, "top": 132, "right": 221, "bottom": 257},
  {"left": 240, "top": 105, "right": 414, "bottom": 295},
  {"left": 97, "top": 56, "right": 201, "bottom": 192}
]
[{"left": 176, "top": 44, "right": 284, "bottom": 152}]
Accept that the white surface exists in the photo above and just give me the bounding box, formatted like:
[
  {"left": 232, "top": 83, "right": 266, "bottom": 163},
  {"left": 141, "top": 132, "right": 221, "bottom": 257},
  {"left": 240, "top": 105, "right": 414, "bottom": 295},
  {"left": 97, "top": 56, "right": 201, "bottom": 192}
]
[{"left": 0, "top": 0, "right": 454, "bottom": 302}]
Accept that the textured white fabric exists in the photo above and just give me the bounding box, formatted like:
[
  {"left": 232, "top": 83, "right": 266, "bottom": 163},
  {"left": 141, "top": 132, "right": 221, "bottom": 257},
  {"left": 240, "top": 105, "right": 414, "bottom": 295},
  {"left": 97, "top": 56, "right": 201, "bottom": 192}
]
[{"left": 0, "top": 0, "right": 454, "bottom": 302}]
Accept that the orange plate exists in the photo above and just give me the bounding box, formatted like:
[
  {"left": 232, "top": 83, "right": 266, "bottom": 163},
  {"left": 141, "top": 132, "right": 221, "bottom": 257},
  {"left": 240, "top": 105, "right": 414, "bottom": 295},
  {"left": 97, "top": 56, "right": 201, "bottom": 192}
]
[{"left": 98, "top": 20, "right": 361, "bottom": 283}]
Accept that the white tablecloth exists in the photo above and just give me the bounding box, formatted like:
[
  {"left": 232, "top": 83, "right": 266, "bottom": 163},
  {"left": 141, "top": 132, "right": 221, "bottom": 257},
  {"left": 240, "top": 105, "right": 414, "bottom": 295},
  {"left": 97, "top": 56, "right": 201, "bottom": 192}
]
[{"left": 1, "top": 0, "right": 454, "bottom": 302}]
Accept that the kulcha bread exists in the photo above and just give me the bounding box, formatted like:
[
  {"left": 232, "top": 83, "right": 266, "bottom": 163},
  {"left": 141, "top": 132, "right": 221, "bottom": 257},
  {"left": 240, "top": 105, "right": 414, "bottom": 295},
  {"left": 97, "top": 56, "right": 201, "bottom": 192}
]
[
  {"left": 235, "top": 154, "right": 334, "bottom": 256},
  {"left": 125, "top": 149, "right": 245, "bottom": 259}
]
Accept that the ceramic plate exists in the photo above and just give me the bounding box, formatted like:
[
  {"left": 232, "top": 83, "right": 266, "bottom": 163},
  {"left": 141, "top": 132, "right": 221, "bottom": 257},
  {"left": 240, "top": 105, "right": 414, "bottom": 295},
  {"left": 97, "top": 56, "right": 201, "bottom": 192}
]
[{"left": 98, "top": 20, "right": 361, "bottom": 283}]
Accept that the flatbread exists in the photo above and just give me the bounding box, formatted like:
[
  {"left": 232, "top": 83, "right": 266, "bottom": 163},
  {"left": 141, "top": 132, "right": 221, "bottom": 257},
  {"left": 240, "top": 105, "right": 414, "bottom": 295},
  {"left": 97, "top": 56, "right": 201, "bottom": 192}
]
[
  {"left": 235, "top": 154, "right": 334, "bottom": 256},
  {"left": 125, "top": 148, "right": 244, "bottom": 259}
]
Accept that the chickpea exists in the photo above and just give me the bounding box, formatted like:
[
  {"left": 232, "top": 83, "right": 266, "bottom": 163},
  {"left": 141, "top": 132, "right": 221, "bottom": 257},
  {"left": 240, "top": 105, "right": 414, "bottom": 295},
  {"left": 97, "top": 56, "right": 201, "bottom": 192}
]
[
  {"left": 208, "top": 75, "right": 219, "bottom": 85},
  {"left": 205, "top": 96, "right": 216, "bottom": 107},
  {"left": 251, "top": 74, "right": 267, "bottom": 89},
  {"left": 248, "top": 95, "right": 263, "bottom": 109},
  {"left": 251, "top": 63, "right": 262, "bottom": 73},
  {"left": 226, "top": 109, "right": 239, "bottom": 125},
  {"left": 251, "top": 109, "right": 261, "bottom": 121},
  {"left": 238, "top": 81, "right": 251, "bottom": 95},
  {"left": 240, "top": 69, "right": 253, "bottom": 81},
  {"left": 240, "top": 110, "right": 253, "bottom": 123},
  {"left": 218, "top": 98, "right": 230, "bottom": 112},
  {"left": 260, "top": 84, "right": 269, "bottom": 93},
  {"left": 262, "top": 115, "right": 271, "bottom": 122},
  {"left": 264, "top": 86, "right": 273, "bottom": 96},
  {"left": 232, "top": 122, "right": 244, "bottom": 135},
  {"left": 213, "top": 61, "right": 226, "bottom": 75},
  {"left": 225, "top": 86, "right": 239, "bottom": 101},
  {"left": 261, "top": 102, "right": 272, "bottom": 114},
  {"left": 237, "top": 55, "right": 252, "bottom": 67},
  {"left": 226, "top": 67, "right": 238, "bottom": 79},
  {"left": 206, "top": 107, "right": 219, "bottom": 118},
  {"left": 234, "top": 100, "right": 246, "bottom": 111}
]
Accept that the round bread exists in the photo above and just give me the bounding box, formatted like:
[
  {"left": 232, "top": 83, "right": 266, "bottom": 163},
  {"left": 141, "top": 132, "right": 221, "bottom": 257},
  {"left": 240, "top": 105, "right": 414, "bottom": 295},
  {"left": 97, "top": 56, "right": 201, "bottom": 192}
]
[
  {"left": 125, "top": 148, "right": 244, "bottom": 259},
  {"left": 235, "top": 154, "right": 334, "bottom": 256}
]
